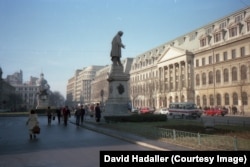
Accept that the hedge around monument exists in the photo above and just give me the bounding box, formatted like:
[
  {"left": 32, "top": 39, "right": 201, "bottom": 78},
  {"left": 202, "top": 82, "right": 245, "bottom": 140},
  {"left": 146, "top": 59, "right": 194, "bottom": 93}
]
[{"left": 104, "top": 114, "right": 167, "bottom": 123}]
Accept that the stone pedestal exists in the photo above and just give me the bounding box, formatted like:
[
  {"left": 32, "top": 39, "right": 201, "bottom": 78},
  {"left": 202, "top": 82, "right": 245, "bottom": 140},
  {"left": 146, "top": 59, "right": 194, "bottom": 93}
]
[
  {"left": 36, "top": 95, "right": 49, "bottom": 109},
  {"left": 104, "top": 65, "right": 131, "bottom": 116}
]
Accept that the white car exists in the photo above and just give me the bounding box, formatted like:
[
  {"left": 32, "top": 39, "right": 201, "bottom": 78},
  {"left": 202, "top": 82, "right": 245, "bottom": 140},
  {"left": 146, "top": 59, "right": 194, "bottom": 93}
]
[
  {"left": 131, "top": 107, "right": 139, "bottom": 113},
  {"left": 159, "top": 108, "right": 169, "bottom": 115}
]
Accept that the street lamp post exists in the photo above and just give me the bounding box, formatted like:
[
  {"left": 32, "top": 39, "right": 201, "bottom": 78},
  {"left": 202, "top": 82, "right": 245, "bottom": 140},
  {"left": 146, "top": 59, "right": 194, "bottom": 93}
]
[{"left": 100, "top": 89, "right": 104, "bottom": 110}]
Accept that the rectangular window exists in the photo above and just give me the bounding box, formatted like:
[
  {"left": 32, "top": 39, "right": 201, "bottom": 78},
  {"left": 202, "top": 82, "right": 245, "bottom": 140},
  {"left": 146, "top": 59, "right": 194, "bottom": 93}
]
[
  {"left": 232, "top": 49, "right": 236, "bottom": 59},
  {"left": 240, "top": 47, "right": 245, "bottom": 57},
  {"left": 202, "top": 58, "right": 205, "bottom": 66},
  {"left": 209, "top": 56, "right": 213, "bottom": 64},
  {"left": 235, "top": 14, "right": 243, "bottom": 23},
  {"left": 229, "top": 27, "right": 237, "bottom": 37},
  {"left": 200, "top": 38, "right": 206, "bottom": 47},
  {"left": 196, "top": 59, "right": 199, "bottom": 67},
  {"left": 214, "top": 33, "right": 221, "bottom": 42},
  {"left": 215, "top": 54, "right": 220, "bottom": 62},
  {"left": 219, "top": 21, "right": 227, "bottom": 29},
  {"left": 223, "top": 51, "right": 228, "bottom": 61},
  {"left": 206, "top": 27, "right": 213, "bottom": 34},
  {"left": 247, "top": 22, "right": 250, "bottom": 32}
]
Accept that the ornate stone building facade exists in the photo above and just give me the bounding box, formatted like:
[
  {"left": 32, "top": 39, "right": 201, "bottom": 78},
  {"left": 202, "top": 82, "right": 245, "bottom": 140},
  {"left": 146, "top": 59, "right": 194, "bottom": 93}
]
[
  {"left": 66, "top": 66, "right": 104, "bottom": 106},
  {"left": 194, "top": 8, "right": 250, "bottom": 112},
  {"left": 66, "top": 7, "right": 250, "bottom": 114},
  {"left": 2, "top": 69, "right": 41, "bottom": 110},
  {"left": 130, "top": 7, "right": 250, "bottom": 113}
]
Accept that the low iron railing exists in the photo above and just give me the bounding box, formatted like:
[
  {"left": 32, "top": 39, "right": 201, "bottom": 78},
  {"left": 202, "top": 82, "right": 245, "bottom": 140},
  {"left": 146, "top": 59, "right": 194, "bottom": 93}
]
[{"left": 157, "top": 128, "right": 249, "bottom": 150}]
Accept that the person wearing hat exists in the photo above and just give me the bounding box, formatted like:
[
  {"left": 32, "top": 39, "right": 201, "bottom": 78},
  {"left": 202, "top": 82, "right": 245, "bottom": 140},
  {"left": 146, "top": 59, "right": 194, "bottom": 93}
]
[{"left": 110, "top": 31, "right": 125, "bottom": 66}]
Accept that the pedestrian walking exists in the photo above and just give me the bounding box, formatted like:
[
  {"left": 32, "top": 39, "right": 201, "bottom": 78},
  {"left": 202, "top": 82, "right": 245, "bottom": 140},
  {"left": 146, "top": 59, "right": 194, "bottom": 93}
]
[
  {"left": 232, "top": 106, "right": 237, "bottom": 115},
  {"left": 56, "top": 107, "right": 62, "bottom": 124},
  {"left": 84, "top": 105, "right": 89, "bottom": 119},
  {"left": 63, "top": 106, "right": 70, "bottom": 126},
  {"left": 90, "top": 104, "right": 94, "bottom": 117},
  {"left": 95, "top": 103, "right": 101, "bottom": 122},
  {"left": 80, "top": 105, "right": 85, "bottom": 124},
  {"left": 228, "top": 106, "right": 232, "bottom": 115},
  {"left": 75, "top": 104, "right": 81, "bottom": 126},
  {"left": 26, "top": 109, "right": 39, "bottom": 140},
  {"left": 46, "top": 106, "right": 52, "bottom": 125}
]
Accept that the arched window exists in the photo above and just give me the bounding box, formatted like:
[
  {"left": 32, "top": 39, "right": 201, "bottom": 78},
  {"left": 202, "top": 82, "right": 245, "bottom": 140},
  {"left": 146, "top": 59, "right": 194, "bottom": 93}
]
[
  {"left": 216, "top": 70, "right": 221, "bottom": 83},
  {"left": 216, "top": 94, "right": 221, "bottom": 106},
  {"left": 203, "top": 95, "right": 207, "bottom": 106},
  {"left": 209, "top": 94, "right": 214, "bottom": 106},
  {"left": 202, "top": 73, "right": 206, "bottom": 85},
  {"left": 196, "top": 74, "right": 200, "bottom": 86},
  {"left": 175, "top": 96, "right": 178, "bottom": 102},
  {"left": 240, "top": 65, "right": 247, "bottom": 80},
  {"left": 224, "top": 68, "right": 229, "bottom": 82},
  {"left": 209, "top": 71, "right": 213, "bottom": 84},
  {"left": 181, "top": 95, "right": 185, "bottom": 102},
  {"left": 169, "top": 96, "right": 173, "bottom": 103},
  {"left": 242, "top": 92, "right": 248, "bottom": 105},
  {"left": 196, "top": 95, "right": 200, "bottom": 106},
  {"left": 233, "top": 93, "right": 238, "bottom": 105},
  {"left": 232, "top": 67, "right": 237, "bottom": 81},
  {"left": 224, "top": 93, "right": 229, "bottom": 105}
]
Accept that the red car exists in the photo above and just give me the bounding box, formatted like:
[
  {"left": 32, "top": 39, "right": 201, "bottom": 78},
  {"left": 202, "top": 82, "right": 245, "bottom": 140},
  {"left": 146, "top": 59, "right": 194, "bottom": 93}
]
[
  {"left": 204, "top": 108, "right": 228, "bottom": 116},
  {"left": 139, "top": 107, "right": 151, "bottom": 114}
]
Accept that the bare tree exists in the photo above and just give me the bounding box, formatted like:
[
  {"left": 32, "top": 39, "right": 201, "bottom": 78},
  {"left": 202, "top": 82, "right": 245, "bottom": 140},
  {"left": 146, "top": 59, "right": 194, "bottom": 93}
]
[{"left": 49, "top": 91, "right": 65, "bottom": 107}]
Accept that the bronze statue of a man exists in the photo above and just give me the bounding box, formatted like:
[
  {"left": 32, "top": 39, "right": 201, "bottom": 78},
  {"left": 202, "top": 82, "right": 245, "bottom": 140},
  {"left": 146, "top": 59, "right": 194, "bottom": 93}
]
[{"left": 110, "top": 31, "right": 125, "bottom": 66}]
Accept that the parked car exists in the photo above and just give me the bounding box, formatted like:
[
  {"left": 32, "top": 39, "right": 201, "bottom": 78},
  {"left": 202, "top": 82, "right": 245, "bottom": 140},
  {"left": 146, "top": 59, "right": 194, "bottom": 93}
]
[
  {"left": 204, "top": 108, "right": 228, "bottom": 116},
  {"left": 131, "top": 107, "right": 139, "bottom": 113},
  {"left": 139, "top": 107, "right": 151, "bottom": 114},
  {"left": 149, "top": 107, "right": 156, "bottom": 113},
  {"left": 197, "top": 109, "right": 204, "bottom": 117},
  {"left": 159, "top": 108, "right": 169, "bottom": 115}
]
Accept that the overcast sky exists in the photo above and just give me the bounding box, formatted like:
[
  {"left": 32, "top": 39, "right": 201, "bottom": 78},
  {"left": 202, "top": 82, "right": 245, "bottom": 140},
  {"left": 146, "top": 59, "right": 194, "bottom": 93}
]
[{"left": 0, "top": 0, "right": 249, "bottom": 97}]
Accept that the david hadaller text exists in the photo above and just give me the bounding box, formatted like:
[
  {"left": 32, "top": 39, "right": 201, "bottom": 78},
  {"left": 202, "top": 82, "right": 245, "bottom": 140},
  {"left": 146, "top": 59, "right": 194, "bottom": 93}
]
[{"left": 103, "top": 154, "right": 247, "bottom": 165}]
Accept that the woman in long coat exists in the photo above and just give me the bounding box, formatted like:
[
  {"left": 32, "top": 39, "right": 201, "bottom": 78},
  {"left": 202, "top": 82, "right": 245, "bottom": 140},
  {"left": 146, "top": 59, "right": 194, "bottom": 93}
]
[
  {"left": 95, "top": 103, "right": 101, "bottom": 122},
  {"left": 26, "top": 110, "right": 39, "bottom": 140}
]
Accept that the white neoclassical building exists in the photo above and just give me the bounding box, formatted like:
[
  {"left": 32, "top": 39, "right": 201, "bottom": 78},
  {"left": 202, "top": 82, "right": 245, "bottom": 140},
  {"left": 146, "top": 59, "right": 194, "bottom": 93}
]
[
  {"left": 130, "top": 7, "right": 250, "bottom": 114},
  {"left": 66, "top": 7, "right": 250, "bottom": 114}
]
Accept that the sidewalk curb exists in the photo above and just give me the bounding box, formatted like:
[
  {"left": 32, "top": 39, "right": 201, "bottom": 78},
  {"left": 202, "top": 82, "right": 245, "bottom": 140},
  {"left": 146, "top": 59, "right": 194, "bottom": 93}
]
[{"left": 70, "top": 120, "right": 169, "bottom": 151}]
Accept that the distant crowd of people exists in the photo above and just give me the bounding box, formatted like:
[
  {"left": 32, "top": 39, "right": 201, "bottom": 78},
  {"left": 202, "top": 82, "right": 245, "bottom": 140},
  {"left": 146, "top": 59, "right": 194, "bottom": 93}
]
[{"left": 26, "top": 103, "right": 103, "bottom": 140}]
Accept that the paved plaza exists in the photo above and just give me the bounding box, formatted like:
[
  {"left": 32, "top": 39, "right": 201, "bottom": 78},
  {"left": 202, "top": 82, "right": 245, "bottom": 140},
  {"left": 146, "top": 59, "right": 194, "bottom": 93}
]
[{"left": 0, "top": 116, "right": 153, "bottom": 167}]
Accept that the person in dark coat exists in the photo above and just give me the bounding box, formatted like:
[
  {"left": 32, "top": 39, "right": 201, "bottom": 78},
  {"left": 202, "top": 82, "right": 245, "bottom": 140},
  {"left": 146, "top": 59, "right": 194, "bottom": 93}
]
[
  {"left": 46, "top": 106, "right": 52, "bottom": 125},
  {"left": 63, "top": 106, "right": 70, "bottom": 126},
  {"left": 80, "top": 105, "right": 85, "bottom": 124},
  {"left": 95, "top": 103, "right": 101, "bottom": 122},
  {"left": 56, "top": 107, "right": 61, "bottom": 124},
  {"left": 75, "top": 104, "right": 81, "bottom": 126}
]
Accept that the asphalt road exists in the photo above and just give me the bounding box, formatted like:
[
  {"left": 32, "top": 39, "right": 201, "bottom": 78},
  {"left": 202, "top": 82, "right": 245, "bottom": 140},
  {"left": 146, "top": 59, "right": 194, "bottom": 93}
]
[{"left": 0, "top": 116, "right": 152, "bottom": 167}]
